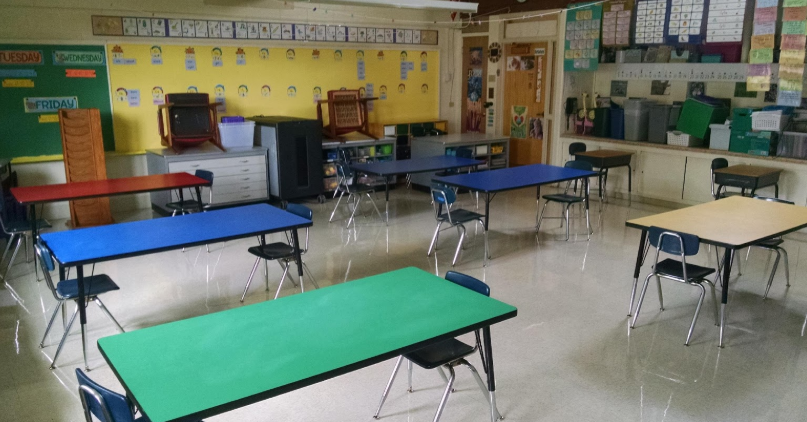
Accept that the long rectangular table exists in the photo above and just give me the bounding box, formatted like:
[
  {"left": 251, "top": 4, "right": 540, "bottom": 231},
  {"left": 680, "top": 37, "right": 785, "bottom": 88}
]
[
  {"left": 349, "top": 156, "right": 482, "bottom": 224},
  {"left": 98, "top": 267, "right": 518, "bottom": 422},
  {"left": 625, "top": 196, "right": 807, "bottom": 347},
  {"left": 433, "top": 164, "right": 597, "bottom": 263},
  {"left": 40, "top": 204, "right": 311, "bottom": 369}
]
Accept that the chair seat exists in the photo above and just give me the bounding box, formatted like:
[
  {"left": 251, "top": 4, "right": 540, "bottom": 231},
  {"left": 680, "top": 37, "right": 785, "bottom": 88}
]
[
  {"left": 166, "top": 200, "right": 204, "bottom": 211},
  {"left": 542, "top": 194, "right": 585, "bottom": 204},
  {"left": 350, "top": 183, "right": 377, "bottom": 193},
  {"left": 247, "top": 243, "right": 295, "bottom": 260},
  {"left": 404, "top": 338, "right": 476, "bottom": 370},
  {"left": 5, "top": 219, "right": 51, "bottom": 233},
  {"left": 437, "top": 209, "right": 484, "bottom": 224},
  {"left": 755, "top": 238, "right": 784, "bottom": 248},
  {"left": 56, "top": 274, "right": 119, "bottom": 299},
  {"left": 654, "top": 259, "right": 715, "bottom": 282}
]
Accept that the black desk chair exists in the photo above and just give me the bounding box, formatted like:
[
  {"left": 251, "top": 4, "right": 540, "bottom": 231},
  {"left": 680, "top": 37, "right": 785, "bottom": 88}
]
[
  {"left": 428, "top": 184, "right": 487, "bottom": 267},
  {"left": 373, "top": 271, "right": 502, "bottom": 422},
  {"left": 631, "top": 227, "right": 719, "bottom": 345},
  {"left": 329, "top": 161, "right": 383, "bottom": 227},
  {"left": 241, "top": 203, "right": 319, "bottom": 302},
  {"left": 536, "top": 160, "right": 593, "bottom": 241},
  {"left": 710, "top": 158, "right": 743, "bottom": 200},
  {"left": 166, "top": 169, "right": 214, "bottom": 216},
  {"left": 0, "top": 198, "right": 50, "bottom": 282},
  {"left": 748, "top": 196, "right": 793, "bottom": 299}
]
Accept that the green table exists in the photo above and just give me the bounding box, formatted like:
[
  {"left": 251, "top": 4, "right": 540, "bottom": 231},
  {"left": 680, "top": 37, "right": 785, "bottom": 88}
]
[{"left": 98, "top": 267, "right": 518, "bottom": 422}]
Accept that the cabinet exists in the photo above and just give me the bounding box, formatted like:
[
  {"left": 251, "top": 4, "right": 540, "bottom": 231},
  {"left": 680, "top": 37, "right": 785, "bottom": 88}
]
[
  {"left": 380, "top": 120, "right": 448, "bottom": 160},
  {"left": 321, "top": 135, "right": 396, "bottom": 193},
  {"left": 410, "top": 133, "right": 510, "bottom": 187},
  {"left": 146, "top": 144, "right": 269, "bottom": 214}
]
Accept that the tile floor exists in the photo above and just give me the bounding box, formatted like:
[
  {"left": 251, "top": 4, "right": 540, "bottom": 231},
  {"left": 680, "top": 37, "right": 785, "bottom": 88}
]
[{"left": 2, "top": 186, "right": 807, "bottom": 422}]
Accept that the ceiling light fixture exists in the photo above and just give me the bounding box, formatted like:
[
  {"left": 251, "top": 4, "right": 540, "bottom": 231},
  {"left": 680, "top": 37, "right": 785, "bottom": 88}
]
[{"left": 294, "top": 0, "right": 478, "bottom": 13}]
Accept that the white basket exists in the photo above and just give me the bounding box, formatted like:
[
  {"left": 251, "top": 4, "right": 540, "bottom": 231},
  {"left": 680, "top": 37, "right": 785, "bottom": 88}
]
[
  {"left": 667, "top": 131, "right": 703, "bottom": 147},
  {"left": 218, "top": 121, "right": 255, "bottom": 149},
  {"left": 751, "top": 111, "right": 789, "bottom": 132}
]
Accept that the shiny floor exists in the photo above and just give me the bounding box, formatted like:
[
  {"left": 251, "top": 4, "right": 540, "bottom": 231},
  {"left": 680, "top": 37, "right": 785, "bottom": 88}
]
[{"left": 3, "top": 186, "right": 807, "bottom": 422}]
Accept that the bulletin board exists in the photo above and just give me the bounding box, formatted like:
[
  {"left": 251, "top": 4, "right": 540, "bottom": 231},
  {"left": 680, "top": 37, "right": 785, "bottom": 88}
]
[
  {"left": 107, "top": 44, "right": 439, "bottom": 153},
  {"left": 0, "top": 44, "right": 114, "bottom": 159}
]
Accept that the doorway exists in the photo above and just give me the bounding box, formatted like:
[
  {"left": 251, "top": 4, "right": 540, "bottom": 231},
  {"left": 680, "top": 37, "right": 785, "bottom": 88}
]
[{"left": 461, "top": 36, "right": 488, "bottom": 134}]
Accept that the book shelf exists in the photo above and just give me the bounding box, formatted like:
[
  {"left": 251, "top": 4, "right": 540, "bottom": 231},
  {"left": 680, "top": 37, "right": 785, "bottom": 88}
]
[
  {"left": 321, "top": 135, "right": 396, "bottom": 193},
  {"left": 409, "top": 133, "right": 510, "bottom": 187},
  {"left": 379, "top": 119, "right": 449, "bottom": 160}
]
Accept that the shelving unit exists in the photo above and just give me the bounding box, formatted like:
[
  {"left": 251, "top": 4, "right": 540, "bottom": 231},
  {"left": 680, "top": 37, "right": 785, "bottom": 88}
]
[
  {"left": 410, "top": 133, "right": 510, "bottom": 187},
  {"left": 379, "top": 119, "right": 448, "bottom": 160},
  {"left": 321, "top": 134, "right": 396, "bottom": 193}
]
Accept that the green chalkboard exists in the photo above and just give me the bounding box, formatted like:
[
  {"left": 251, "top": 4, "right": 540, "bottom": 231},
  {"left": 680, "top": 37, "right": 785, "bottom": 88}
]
[{"left": 0, "top": 44, "right": 114, "bottom": 159}]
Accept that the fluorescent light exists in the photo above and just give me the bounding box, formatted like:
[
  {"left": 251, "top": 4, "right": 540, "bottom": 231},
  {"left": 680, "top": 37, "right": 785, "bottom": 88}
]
[{"left": 293, "top": 0, "right": 478, "bottom": 13}]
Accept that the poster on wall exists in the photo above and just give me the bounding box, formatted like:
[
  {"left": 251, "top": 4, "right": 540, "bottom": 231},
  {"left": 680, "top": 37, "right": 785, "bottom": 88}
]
[
  {"left": 602, "top": 0, "right": 634, "bottom": 47},
  {"left": 564, "top": 2, "right": 603, "bottom": 71},
  {"left": 466, "top": 68, "right": 483, "bottom": 132},
  {"left": 511, "top": 106, "right": 528, "bottom": 139}
]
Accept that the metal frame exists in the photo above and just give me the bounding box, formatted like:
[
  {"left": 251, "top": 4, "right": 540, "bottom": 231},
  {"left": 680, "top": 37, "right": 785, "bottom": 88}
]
[
  {"left": 428, "top": 187, "right": 488, "bottom": 267},
  {"left": 329, "top": 162, "right": 383, "bottom": 227},
  {"left": 535, "top": 178, "right": 592, "bottom": 241}
]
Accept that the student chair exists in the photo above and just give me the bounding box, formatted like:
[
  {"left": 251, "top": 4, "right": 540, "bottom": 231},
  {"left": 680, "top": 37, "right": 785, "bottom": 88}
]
[
  {"left": 710, "top": 158, "right": 743, "bottom": 200},
  {"left": 434, "top": 146, "right": 479, "bottom": 208},
  {"left": 428, "top": 184, "right": 487, "bottom": 267},
  {"left": 0, "top": 198, "right": 50, "bottom": 282},
  {"left": 35, "top": 243, "right": 124, "bottom": 369},
  {"left": 747, "top": 196, "right": 793, "bottom": 299},
  {"left": 535, "top": 160, "right": 593, "bottom": 241},
  {"left": 241, "top": 204, "right": 319, "bottom": 302},
  {"left": 329, "top": 162, "right": 383, "bottom": 227},
  {"left": 373, "top": 271, "right": 502, "bottom": 422},
  {"left": 631, "top": 227, "right": 720, "bottom": 346},
  {"left": 568, "top": 142, "right": 587, "bottom": 192},
  {"left": 76, "top": 369, "right": 204, "bottom": 422},
  {"left": 166, "top": 169, "right": 214, "bottom": 216}
]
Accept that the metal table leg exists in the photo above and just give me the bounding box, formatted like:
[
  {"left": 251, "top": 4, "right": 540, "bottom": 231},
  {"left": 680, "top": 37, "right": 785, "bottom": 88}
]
[
  {"left": 291, "top": 229, "right": 305, "bottom": 292},
  {"left": 76, "top": 265, "right": 89, "bottom": 370},
  {"left": 482, "top": 326, "right": 503, "bottom": 421},
  {"left": 628, "top": 230, "right": 648, "bottom": 316},
  {"left": 484, "top": 192, "right": 490, "bottom": 266},
  {"left": 384, "top": 176, "right": 390, "bottom": 225},
  {"left": 719, "top": 249, "right": 734, "bottom": 348}
]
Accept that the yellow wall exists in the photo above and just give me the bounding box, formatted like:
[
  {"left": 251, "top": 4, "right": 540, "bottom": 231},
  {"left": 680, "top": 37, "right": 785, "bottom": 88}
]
[{"left": 108, "top": 43, "right": 439, "bottom": 152}]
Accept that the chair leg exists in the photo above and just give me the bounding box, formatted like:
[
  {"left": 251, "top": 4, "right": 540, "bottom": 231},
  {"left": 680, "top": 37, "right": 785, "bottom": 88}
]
[
  {"left": 452, "top": 224, "right": 466, "bottom": 267},
  {"left": 478, "top": 219, "right": 489, "bottom": 266},
  {"left": 407, "top": 359, "right": 414, "bottom": 392},
  {"left": 656, "top": 276, "right": 664, "bottom": 310},
  {"left": 0, "top": 233, "right": 17, "bottom": 280},
  {"left": 374, "top": 356, "right": 403, "bottom": 419},
  {"left": 781, "top": 247, "right": 790, "bottom": 287},
  {"left": 432, "top": 364, "right": 456, "bottom": 422},
  {"left": 706, "top": 280, "right": 720, "bottom": 326},
  {"left": 329, "top": 191, "right": 345, "bottom": 223},
  {"left": 366, "top": 193, "right": 384, "bottom": 221},
  {"left": 585, "top": 206, "right": 591, "bottom": 241},
  {"left": 630, "top": 273, "right": 655, "bottom": 328},
  {"left": 40, "top": 301, "right": 63, "bottom": 348},
  {"left": 564, "top": 204, "right": 571, "bottom": 241},
  {"left": 93, "top": 298, "right": 124, "bottom": 333},
  {"left": 535, "top": 201, "right": 549, "bottom": 232},
  {"left": 2, "top": 235, "right": 23, "bottom": 281},
  {"left": 301, "top": 262, "right": 320, "bottom": 289},
  {"left": 274, "top": 261, "right": 291, "bottom": 300},
  {"left": 763, "top": 248, "right": 781, "bottom": 300},
  {"left": 463, "top": 359, "right": 503, "bottom": 421},
  {"left": 347, "top": 194, "right": 362, "bottom": 227},
  {"left": 240, "top": 257, "right": 263, "bottom": 302},
  {"left": 428, "top": 221, "right": 443, "bottom": 257},
  {"left": 50, "top": 304, "right": 79, "bottom": 369},
  {"left": 685, "top": 284, "right": 706, "bottom": 346}
]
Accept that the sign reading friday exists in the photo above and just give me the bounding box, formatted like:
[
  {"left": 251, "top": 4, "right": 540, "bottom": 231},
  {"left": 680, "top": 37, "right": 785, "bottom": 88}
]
[
  {"left": 52, "top": 50, "right": 105, "bottom": 66},
  {"left": 0, "top": 50, "right": 43, "bottom": 65},
  {"left": 23, "top": 96, "right": 78, "bottom": 113}
]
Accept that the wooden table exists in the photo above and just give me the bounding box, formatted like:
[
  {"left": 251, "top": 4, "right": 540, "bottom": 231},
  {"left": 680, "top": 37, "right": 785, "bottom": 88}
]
[
  {"left": 713, "top": 164, "right": 782, "bottom": 199},
  {"left": 574, "top": 150, "right": 634, "bottom": 200},
  {"left": 98, "top": 267, "right": 518, "bottom": 422},
  {"left": 626, "top": 196, "right": 807, "bottom": 347}
]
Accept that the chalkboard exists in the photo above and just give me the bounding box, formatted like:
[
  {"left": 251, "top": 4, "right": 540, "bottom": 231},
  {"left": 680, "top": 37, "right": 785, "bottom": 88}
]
[{"left": 0, "top": 44, "right": 113, "bottom": 159}]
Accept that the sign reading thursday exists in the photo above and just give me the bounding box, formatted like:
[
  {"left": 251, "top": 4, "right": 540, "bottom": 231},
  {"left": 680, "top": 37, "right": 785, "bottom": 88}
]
[
  {"left": 53, "top": 50, "right": 106, "bottom": 66},
  {"left": 24, "top": 96, "right": 78, "bottom": 113},
  {"left": 0, "top": 50, "right": 44, "bottom": 65}
]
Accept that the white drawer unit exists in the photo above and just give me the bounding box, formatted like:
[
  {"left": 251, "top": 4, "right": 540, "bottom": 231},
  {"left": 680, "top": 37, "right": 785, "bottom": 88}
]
[{"left": 146, "top": 144, "right": 270, "bottom": 215}]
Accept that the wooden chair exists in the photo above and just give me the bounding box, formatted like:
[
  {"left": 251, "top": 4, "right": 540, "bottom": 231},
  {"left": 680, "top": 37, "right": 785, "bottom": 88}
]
[
  {"left": 158, "top": 93, "right": 223, "bottom": 153},
  {"left": 317, "top": 90, "right": 378, "bottom": 140}
]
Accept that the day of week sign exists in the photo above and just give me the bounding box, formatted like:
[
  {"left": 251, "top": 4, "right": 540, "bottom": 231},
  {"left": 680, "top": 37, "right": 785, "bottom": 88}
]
[
  {"left": 0, "top": 50, "right": 43, "bottom": 65},
  {"left": 23, "top": 96, "right": 78, "bottom": 113},
  {"left": 53, "top": 50, "right": 106, "bottom": 66}
]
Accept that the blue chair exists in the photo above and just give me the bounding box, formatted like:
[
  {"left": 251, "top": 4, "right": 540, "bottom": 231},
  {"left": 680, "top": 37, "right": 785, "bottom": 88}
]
[
  {"left": 166, "top": 169, "right": 214, "bottom": 216},
  {"left": 435, "top": 147, "right": 478, "bottom": 207},
  {"left": 428, "top": 184, "right": 487, "bottom": 267},
  {"left": 241, "top": 204, "right": 319, "bottom": 302},
  {"left": 373, "top": 271, "right": 502, "bottom": 422},
  {"left": 329, "top": 161, "right": 383, "bottom": 227},
  {"left": 35, "top": 243, "right": 124, "bottom": 369},
  {"left": 535, "top": 160, "right": 593, "bottom": 241},
  {"left": 631, "top": 227, "right": 719, "bottom": 345},
  {"left": 748, "top": 196, "right": 793, "bottom": 299},
  {"left": 0, "top": 197, "right": 50, "bottom": 281}
]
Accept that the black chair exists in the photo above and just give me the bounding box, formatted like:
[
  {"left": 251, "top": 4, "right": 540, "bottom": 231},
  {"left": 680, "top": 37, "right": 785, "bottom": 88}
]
[
  {"left": 329, "top": 161, "right": 383, "bottom": 227},
  {"left": 631, "top": 227, "right": 719, "bottom": 345},
  {"left": 710, "top": 158, "right": 743, "bottom": 200},
  {"left": 428, "top": 184, "right": 487, "bottom": 267},
  {"left": 373, "top": 271, "right": 502, "bottom": 422},
  {"left": 536, "top": 160, "right": 592, "bottom": 241},
  {"left": 0, "top": 198, "right": 50, "bottom": 281},
  {"left": 748, "top": 196, "right": 793, "bottom": 299},
  {"left": 241, "top": 204, "right": 319, "bottom": 302},
  {"left": 567, "top": 142, "right": 591, "bottom": 194},
  {"left": 435, "top": 147, "right": 478, "bottom": 208},
  {"left": 35, "top": 243, "right": 123, "bottom": 369},
  {"left": 166, "top": 169, "right": 214, "bottom": 216}
]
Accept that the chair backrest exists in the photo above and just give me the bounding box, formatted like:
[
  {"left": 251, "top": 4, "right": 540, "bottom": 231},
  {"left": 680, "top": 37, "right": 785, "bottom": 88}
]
[
  {"left": 564, "top": 159, "right": 593, "bottom": 171},
  {"left": 569, "top": 142, "right": 586, "bottom": 157},
  {"left": 76, "top": 369, "right": 136, "bottom": 422},
  {"left": 194, "top": 169, "right": 214, "bottom": 184},
  {"left": 334, "top": 162, "right": 356, "bottom": 193},
  {"left": 648, "top": 226, "right": 700, "bottom": 256},
  {"left": 456, "top": 146, "right": 474, "bottom": 159},
  {"left": 445, "top": 271, "right": 490, "bottom": 297},
  {"left": 710, "top": 158, "right": 729, "bottom": 197},
  {"left": 285, "top": 203, "right": 313, "bottom": 253},
  {"left": 327, "top": 90, "right": 364, "bottom": 131},
  {"left": 431, "top": 184, "right": 457, "bottom": 223},
  {"left": 34, "top": 243, "right": 62, "bottom": 301},
  {"left": 754, "top": 196, "right": 794, "bottom": 205}
]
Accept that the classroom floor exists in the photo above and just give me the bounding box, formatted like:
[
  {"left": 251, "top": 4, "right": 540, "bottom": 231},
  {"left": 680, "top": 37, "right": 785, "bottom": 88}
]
[{"left": 3, "top": 186, "right": 807, "bottom": 422}]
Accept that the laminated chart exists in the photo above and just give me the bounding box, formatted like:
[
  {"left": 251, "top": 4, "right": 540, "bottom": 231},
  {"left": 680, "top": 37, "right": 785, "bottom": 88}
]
[
  {"left": 603, "top": 0, "right": 635, "bottom": 46},
  {"left": 777, "top": 0, "right": 806, "bottom": 105},
  {"left": 746, "top": 0, "right": 777, "bottom": 91},
  {"left": 668, "top": 0, "right": 706, "bottom": 43},
  {"left": 564, "top": 2, "right": 603, "bottom": 71},
  {"left": 706, "top": 0, "right": 748, "bottom": 43},
  {"left": 635, "top": 0, "right": 669, "bottom": 44}
]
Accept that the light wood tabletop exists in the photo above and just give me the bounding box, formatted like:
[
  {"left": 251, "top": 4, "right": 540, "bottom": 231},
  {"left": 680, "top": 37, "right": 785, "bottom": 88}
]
[
  {"left": 713, "top": 164, "right": 782, "bottom": 178},
  {"left": 626, "top": 196, "right": 807, "bottom": 249}
]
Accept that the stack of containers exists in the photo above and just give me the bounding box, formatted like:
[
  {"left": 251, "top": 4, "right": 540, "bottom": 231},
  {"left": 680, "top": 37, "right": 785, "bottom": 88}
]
[
  {"left": 672, "top": 97, "right": 730, "bottom": 147},
  {"left": 623, "top": 99, "right": 656, "bottom": 141},
  {"left": 647, "top": 104, "right": 682, "bottom": 144},
  {"left": 730, "top": 107, "right": 791, "bottom": 156}
]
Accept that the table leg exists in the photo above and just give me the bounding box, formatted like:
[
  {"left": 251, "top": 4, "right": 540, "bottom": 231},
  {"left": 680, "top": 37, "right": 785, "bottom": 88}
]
[
  {"left": 628, "top": 230, "right": 648, "bottom": 316},
  {"left": 484, "top": 192, "right": 490, "bottom": 266},
  {"left": 384, "top": 176, "right": 390, "bottom": 226},
  {"left": 291, "top": 229, "right": 304, "bottom": 292},
  {"left": 584, "top": 178, "right": 591, "bottom": 236},
  {"left": 627, "top": 164, "right": 632, "bottom": 193},
  {"left": 719, "top": 249, "right": 734, "bottom": 348},
  {"left": 76, "top": 265, "right": 89, "bottom": 370},
  {"left": 194, "top": 186, "right": 203, "bottom": 210},
  {"left": 482, "top": 326, "right": 503, "bottom": 421},
  {"left": 30, "top": 204, "right": 38, "bottom": 280},
  {"left": 775, "top": 183, "right": 779, "bottom": 199}
]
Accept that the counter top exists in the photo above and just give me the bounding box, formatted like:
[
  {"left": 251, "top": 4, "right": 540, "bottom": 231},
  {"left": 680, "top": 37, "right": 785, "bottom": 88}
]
[{"left": 412, "top": 133, "right": 510, "bottom": 145}]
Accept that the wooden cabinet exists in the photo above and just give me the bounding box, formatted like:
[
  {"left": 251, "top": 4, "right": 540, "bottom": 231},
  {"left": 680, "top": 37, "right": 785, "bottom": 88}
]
[{"left": 146, "top": 144, "right": 268, "bottom": 214}]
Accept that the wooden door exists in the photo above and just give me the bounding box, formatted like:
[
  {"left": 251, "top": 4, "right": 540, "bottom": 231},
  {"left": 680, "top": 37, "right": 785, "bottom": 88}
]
[
  {"left": 461, "top": 36, "right": 488, "bottom": 134},
  {"left": 503, "top": 42, "right": 550, "bottom": 166}
]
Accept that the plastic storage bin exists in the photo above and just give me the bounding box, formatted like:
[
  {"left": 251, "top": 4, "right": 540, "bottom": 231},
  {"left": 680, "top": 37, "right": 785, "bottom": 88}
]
[
  {"left": 624, "top": 99, "right": 656, "bottom": 141},
  {"left": 776, "top": 132, "right": 807, "bottom": 159},
  {"left": 729, "top": 131, "right": 777, "bottom": 156},
  {"left": 676, "top": 98, "right": 730, "bottom": 139},
  {"left": 731, "top": 108, "right": 757, "bottom": 135},
  {"left": 218, "top": 121, "right": 255, "bottom": 149},
  {"left": 648, "top": 104, "right": 682, "bottom": 144},
  {"left": 667, "top": 131, "right": 703, "bottom": 147},
  {"left": 709, "top": 123, "right": 731, "bottom": 150},
  {"left": 592, "top": 108, "right": 611, "bottom": 137},
  {"left": 610, "top": 108, "right": 625, "bottom": 139},
  {"left": 752, "top": 110, "right": 790, "bottom": 132}
]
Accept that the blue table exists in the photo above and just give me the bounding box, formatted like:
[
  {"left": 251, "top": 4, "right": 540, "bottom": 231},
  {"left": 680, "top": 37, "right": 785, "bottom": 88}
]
[
  {"left": 350, "top": 156, "right": 482, "bottom": 223},
  {"left": 434, "top": 164, "right": 597, "bottom": 259},
  {"left": 40, "top": 204, "right": 312, "bottom": 370}
]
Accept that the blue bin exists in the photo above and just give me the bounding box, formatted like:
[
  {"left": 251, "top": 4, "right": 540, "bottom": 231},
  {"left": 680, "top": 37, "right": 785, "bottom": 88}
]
[{"left": 610, "top": 108, "right": 624, "bottom": 139}]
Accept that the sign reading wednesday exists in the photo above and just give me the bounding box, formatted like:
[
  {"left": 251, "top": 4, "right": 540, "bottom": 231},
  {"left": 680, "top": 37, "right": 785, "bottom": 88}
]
[
  {"left": 0, "top": 50, "right": 43, "bottom": 65},
  {"left": 53, "top": 50, "right": 105, "bottom": 66},
  {"left": 23, "top": 96, "right": 78, "bottom": 113}
]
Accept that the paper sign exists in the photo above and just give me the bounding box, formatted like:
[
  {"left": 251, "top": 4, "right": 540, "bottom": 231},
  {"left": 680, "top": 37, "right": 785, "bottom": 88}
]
[
  {"left": 784, "top": 6, "right": 807, "bottom": 20},
  {"left": 754, "top": 7, "right": 778, "bottom": 22},
  {"left": 748, "top": 64, "right": 772, "bottom": 76},
  {"left": 23, "top": 96, "right": 78, "bottom": 113},
  {"left": 753, "top": 22, "right": 776, "bottom": 35},
  {"left": 779, "top": 79, "right": 804, "bottom": 92},
  {"left": 747, "top": 82, "right": 771, "bottom": 91},
  {"left": 784, "top": 0, "right": 807, "bottom": 7},
  {"left": 127, "top": 89, "right": 140, "bottom": 107},
  {"left": 357, "top": 61, "right": 365, "bottom": 80},
  {"left": 65, "top": 69, "right": 96, "bottom": 78},
  {"left": 2, "top": 79, "right": 34, "bottom": 88},
  {"left": 0, "top": 69, "right": 35, "bottom": 77},
  {"left": 757, "top": 0, "right": 778, "bottom": 7},
  {"left": 421, "top": 61, "right": 427, "bottom": 72},
  {"left": 38, "top": 114, "right": 59, "bottom": 123},
  {"left": 778, "top": 90, "right": 803, "bottom": 106},
  {"left": 112, "top": 58, "right": 136, "bottom": 65},
  {"left": 751, "top": 34, "right": 775, "bottom": 50},
  {"left": 782, "top": 20, "right": 807, "bottom": 35},
  {"left": 747, "top": 75, "right": 772, "bottom": 85},
  {"left": 782, "top": 35, "right": 807, "bottom": 50},
  {"left": 52, "top": 50, "right": 105, "bottom": 66},
  {"left": 0, "top": 50, "right": 43, "bottom": 65},
  {"left": 749, "top": 48, "right": 774, "bottom": 63},
  {"left": 780, "top": 49, "right": 806, "bottom": 64},
  {"left": 780, "top": 64, "right": 806, "bottom": 80}
]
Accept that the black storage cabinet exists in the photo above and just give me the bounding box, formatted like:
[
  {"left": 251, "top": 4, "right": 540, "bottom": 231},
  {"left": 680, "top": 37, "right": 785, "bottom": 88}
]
[{"left": 249, "top": 116, "right": 324, "bottom": 201}]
